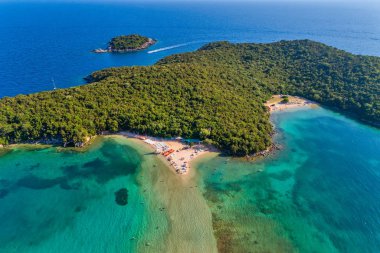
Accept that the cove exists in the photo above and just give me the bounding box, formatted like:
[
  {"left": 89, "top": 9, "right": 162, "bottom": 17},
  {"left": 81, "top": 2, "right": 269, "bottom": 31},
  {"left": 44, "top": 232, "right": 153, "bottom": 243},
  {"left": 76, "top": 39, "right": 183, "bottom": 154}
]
[
  {"left": 196, "top": 107, "right": 380, "bottom": 252},
  {"left": 0, "top": 107, "right": 379, "bottom": 252},
  {"left": 0, "top": 137, "right": 169, "bottom": 253}
]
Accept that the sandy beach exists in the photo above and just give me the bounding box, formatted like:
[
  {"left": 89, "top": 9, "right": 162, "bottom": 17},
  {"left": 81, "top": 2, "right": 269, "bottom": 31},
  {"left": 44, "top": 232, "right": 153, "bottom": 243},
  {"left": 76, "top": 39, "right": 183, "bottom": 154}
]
[
  {"left": 115, "top": 136, "right": 218, "bottom": 253},
  {"left": 265, "top": 95, "right": 317, "bottom": 112},
  {"left": 114, "top": 95, "right": 315, "bottom": 175},
  {"left": 119, "top": 132, "right": 215, "bottom": 176}
]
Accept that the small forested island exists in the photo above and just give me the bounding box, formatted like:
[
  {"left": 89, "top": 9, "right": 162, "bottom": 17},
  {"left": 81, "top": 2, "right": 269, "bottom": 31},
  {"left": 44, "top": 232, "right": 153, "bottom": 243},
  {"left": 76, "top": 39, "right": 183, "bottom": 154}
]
[
  {"left": 1, "top": 40, "right": 379, "bottom": 155},
  {"left": 93, "top": 34, "right": 156, "bottom": 53}
]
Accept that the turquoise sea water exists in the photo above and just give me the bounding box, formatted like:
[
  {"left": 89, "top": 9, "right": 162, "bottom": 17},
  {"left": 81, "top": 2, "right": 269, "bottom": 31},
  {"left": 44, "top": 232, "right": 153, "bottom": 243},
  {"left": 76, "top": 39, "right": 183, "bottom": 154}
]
[
  {"left": 1, "top": 2, "right": 380, "bottom": 252},
  {"left": 0, "top": 138, "right": 165, "bottom": 253},
  {"left": 0, "top": 108, "right": 379, "bottom": 252},
  {"left": 197, "top": 107, "right": 380, "bottom": 252}
]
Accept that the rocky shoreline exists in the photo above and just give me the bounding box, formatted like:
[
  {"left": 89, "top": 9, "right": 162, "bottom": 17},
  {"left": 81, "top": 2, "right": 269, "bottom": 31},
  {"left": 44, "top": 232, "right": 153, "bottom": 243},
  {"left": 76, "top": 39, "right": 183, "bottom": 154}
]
[
  {"left": 0, "top": 136, "right": 94, "bottom": 150},
  {"left": 92, "top": 38, "right": 156, "bottom": 53}
]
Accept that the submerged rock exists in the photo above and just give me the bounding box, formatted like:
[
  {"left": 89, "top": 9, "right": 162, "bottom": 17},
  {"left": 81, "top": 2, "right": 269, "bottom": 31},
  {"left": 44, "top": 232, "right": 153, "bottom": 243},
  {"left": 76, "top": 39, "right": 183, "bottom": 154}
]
[
  {"left": 115, "top": 188, "right": 128, "bottom": 206},
  {"left": 74, "top": 205, "right": 86, "bottom": 213},
  {"left": 0, "top": 189, "right": 9, "bottom": 199}
]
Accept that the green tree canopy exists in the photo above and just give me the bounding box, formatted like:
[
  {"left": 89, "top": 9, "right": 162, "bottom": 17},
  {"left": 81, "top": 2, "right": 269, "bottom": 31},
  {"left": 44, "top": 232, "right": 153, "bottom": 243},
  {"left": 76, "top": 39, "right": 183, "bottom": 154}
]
[{"left": 0, "top": 40, "right": 378, "bottom": 155}]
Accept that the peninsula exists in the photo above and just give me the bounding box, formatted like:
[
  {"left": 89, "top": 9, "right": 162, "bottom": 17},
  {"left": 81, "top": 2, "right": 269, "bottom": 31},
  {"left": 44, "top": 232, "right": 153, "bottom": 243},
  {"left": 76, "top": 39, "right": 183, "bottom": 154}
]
[
  {"left": 93, "top": 34, "right": 156, "bottom": 53},
  {"left": 1, "top": 40, "right": 379, "bottom": 155}
]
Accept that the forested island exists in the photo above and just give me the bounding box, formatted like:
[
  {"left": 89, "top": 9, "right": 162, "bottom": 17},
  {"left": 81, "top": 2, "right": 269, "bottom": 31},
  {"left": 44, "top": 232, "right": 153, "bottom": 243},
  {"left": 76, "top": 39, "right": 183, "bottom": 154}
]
[
  {"left": 93, "top": 34, "right": 156, "bottom": 53},
  {"left": 1, "top": 40, "right": 379, "bottom": 155}
]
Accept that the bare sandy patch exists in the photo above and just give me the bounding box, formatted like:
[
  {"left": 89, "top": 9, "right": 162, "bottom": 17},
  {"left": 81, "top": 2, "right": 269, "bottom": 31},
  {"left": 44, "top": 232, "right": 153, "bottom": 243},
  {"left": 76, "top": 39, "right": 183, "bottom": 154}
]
[
  {"left": 118, "top": 132, "right": 216, "bottom": 176},
  {"left": 265, "top": 95, "right": 317, "bottom": 112}
]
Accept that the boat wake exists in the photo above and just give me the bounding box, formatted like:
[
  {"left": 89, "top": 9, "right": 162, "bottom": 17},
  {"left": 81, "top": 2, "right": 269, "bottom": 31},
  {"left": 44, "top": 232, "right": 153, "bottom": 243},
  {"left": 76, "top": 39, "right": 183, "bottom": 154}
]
[{"left": 147, "top": 43, "right": 191, "bottom": 54}]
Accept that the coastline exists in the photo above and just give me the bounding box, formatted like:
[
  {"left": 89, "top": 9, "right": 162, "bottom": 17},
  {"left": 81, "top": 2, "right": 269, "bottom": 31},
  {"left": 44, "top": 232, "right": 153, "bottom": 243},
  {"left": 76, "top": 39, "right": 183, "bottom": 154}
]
[
  {"left": 1, "top": 109, "right": 378, "bottom": 252},
  {"left": 265, "top": 95, "right": 318, "bottom": 112},
  {"left": 103, "top": 96, "right": 318, "bottom": 167},
  {"left": 0, "top": 95, "right": 317, "bottom": 165},
  {"left": 0, "top": 105, "right": 312, "bottom": 252},
  {"left": 0, "top": 95, "right": 317, "bottom": 162},
  {"left": 0, "top": 133, "right": 217, "bottom": 174},
  {"left": 118, "top": 132, "right": 218, "bottom": 177},
  {"left": 108, "top": 135, "right": 218, "bottom": 253},
  {"left": 92, "top": 38, "right": 156, "bottom": 53}
]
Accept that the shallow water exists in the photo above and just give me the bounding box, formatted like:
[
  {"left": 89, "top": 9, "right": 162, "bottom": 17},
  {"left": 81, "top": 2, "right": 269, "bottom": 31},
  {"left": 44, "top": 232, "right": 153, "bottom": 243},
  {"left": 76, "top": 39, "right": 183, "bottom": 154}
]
[
  {"left": 127, "top": 139, "right": 217, "bottom": 253},
  {"left": 196, "top": 107, "right": 380, "bottom": 252},
  {"left": 0, "top": 108, "right": 379, "bottom": 252},
  {"left": 0, "top": 137, "right": 217, "bottom": 253},
  {"left": 0, "top": 137, "right": 165, "bottom": 253}
]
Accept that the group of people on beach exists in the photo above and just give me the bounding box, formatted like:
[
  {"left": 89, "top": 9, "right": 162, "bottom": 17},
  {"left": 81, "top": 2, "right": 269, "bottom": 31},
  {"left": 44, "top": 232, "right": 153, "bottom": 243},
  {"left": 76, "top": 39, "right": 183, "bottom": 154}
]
[{"left": 139, "top": 135, "right": 206, "bottom": 175}]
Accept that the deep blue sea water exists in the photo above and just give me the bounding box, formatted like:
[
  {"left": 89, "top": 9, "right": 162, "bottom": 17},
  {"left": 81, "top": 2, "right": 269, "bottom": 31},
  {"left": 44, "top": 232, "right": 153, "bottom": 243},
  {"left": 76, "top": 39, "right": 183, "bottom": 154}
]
[
  {"left": 0, "top": 2, "right": 380, "bottom": 97},
  {"left": 0, "top": 2, "right": 380, "bottom": 252}
]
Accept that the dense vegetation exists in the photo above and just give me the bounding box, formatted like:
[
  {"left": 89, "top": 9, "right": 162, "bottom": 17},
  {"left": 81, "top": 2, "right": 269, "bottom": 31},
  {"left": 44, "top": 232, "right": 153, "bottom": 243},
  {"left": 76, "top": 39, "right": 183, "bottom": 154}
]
[
  {"left": 0, "top": 40, "right": 379, "bottom": 155},
  {"left": 109, "top": 34, "right": 153, "bottom": 51},
  {"left": 160, "top": 40, "right": 380, "bottom": 124}
]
